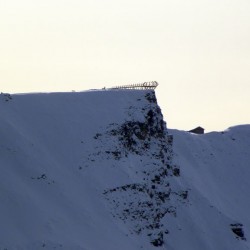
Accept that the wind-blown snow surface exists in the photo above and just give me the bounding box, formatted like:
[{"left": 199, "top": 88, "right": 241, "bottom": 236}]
[{"left": 0, "top": 90, "right": 250, "bottom": 250}]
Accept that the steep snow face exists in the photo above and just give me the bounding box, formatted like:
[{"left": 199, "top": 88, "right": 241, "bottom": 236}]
[
  {"left": 169, "top": 126, "right": 250, "bottom": 250},
  {"left": 0, "top": 90, "right": 184, "bottom": 250}
]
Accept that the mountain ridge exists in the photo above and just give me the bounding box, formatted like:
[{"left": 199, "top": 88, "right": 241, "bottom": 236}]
[{"left": 0, "top": 91, "right": 249, "bottom": 249}]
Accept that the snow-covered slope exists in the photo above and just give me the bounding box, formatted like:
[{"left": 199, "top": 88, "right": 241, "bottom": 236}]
[
  {"left": 169, "top": 126, "right": 250, "bottom": 250},
  {"left": 0, "top": 90, "right": 180, "bottom": 250},
  {"left": 0, "top": 90, "right": 250, "bottom": 250}
]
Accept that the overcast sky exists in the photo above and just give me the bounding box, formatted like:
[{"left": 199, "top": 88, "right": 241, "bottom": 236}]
[{"left": 1, "top": 0, "right": 249, "bottom": 132}]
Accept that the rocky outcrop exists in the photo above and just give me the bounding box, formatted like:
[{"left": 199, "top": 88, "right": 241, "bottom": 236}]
[{"left": 86, "top": 91, "right": 188, "bottom": 246}]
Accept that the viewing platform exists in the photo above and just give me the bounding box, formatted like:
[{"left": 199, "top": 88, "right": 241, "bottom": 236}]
[{"left": 109, "top": 81, "right": 158, "bottom": 90}]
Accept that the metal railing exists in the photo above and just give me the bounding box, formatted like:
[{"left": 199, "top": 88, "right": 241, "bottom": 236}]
[{"left": 109, "top": 81, "right": 158, "bottom": 90}]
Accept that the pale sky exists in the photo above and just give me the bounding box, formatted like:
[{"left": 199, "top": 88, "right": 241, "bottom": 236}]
[{"left": 1, "top": 0, "right": 250, "bottom": 132}]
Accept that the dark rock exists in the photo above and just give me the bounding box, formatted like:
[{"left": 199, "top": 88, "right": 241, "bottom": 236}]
[
  {"left": 230, "top": 223, "right": 246, "bottom": 240},
  {"left": 172, "top": 167, "right": 180, "bottom": 176},
  {"left": 151, "top": 232, "right": 164, "bottom": 247}
]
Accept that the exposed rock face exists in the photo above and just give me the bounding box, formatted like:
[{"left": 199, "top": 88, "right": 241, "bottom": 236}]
[{"left": 87, "top": 91, "right": 187, "bottom": 246}]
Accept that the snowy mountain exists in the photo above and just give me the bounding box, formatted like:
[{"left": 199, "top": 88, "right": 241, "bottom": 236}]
[
  {"left": 0, "top": 90, "right": 250, "bottom": 250},
  {"left": 168, "top": 125, "right": 250, "bottom": 250}
]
